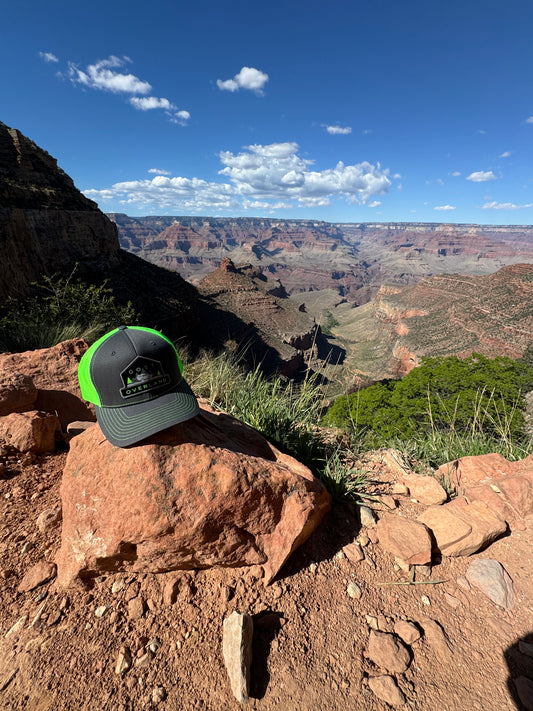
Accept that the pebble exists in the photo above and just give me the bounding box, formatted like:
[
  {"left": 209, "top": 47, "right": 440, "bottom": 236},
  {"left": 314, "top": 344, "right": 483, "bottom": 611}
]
[
  {"left": 95, "top": 605, "right": 109, "bottom": 618},
  {"left": 115, "top": 646, "right": 132, "bottom": 675},
  {"left": 135, "top": 651, "right": 154, "bottom": 668},
  {"left": 5, "top": 616, "right": 28, "bottom": 639},
  {"left": 343, "top": 542, "right": 364, "bottom": 564},
  {"left": 456, "top": 575, "right": 471, "bottom": 591},
  {"left": 359, "top": 505, "right": 377, "bottom": 528},
  {"left": 222, "top": 611, "right": 253, "bottom": 704},
  {"left": 421, "top": 595, "right": 431, "bottom": 606},
  {"left": 368, "top": 675, "right": 406, "bottom": 706},
  {"left": 112, "top": 579, "right": 125, "bottom": 594},
  {"left": 366, "top": 630, "right": 411, "bottom": 674},
  {"left": 347, "top": 582, "right": 362, "bottom": 600},
  {"left": 309, "top": 563, "right": 317, "bottom": 573},
  {"left": 365, "top": 615, "right": 379, "bottom": 630},
  {"left": 394, "top": 620, "right": 421, "bottom": 645},
  {"left": 152, "top": 687, "right": 167, "bottom": 704},
  {"left": 127, "top": 596, "right": 146, "bottom": 620},
  {"left": 444, "top": 592, "right": 461, "bottom": 609}
]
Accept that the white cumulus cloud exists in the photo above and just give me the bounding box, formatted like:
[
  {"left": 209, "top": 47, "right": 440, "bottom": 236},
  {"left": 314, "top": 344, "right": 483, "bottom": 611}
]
[
  {"left": 325, "top": 125, "right": 352, "bottom": 135},
  {"left": 68, "top": 56, "right": 151, "bottom": 94},
  {"left": 216, "top": 66, "right": 269, "bottom": 94},
  {"left": 434, "top": 205, "right": 456, "bottom": 211},
  {"left": 466, "top": 170, "right": 496, "bottom": 182},
  {"left": 39, "top": 51, "right": 58, "bottom": 63},
  {"left": 499, "top": 151, "right": 511, "bottom": 158},
  {"left": 482, "top": 201, "right": 533, "bottom": 210},
  {"left": 525, "top": 116, "right": 533, "bottom": 124},
  {"left": 148, "top": 169, "right": 171, "bottom": 175},
  {"left": 61, "top": 55, "right": 190, "bottom": 125},
  {"left": 84, "top": 142, "right": 391, "bottom": 213},
  {"left": 130, "top": 97, "right": 176, "bottom": 110}
]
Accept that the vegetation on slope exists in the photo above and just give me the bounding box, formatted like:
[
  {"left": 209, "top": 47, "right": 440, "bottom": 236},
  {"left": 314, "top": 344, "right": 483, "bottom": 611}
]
[{"left": 0, "top": 269, "right": 138, "bottom": 352}]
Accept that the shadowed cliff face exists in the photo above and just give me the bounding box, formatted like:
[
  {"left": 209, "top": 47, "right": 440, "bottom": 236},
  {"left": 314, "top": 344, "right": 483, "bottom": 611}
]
[{"left": 0, "top": 121, "right": 121, "bottom": 299}]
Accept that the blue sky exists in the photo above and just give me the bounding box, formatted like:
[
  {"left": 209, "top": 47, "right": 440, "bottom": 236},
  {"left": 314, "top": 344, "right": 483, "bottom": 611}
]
[{"left": 2, "top": 0, "right": 533, "bottom": 224}]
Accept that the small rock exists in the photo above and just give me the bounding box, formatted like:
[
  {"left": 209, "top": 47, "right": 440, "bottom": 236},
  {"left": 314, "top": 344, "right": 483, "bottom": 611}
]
[
  {"left": 377, "top": 514, "right": 433, "bottom": 566},
  {"left": 95, "top": 605, "right": 109, "bottom": 618},
  {"left": 222, "top": 611, "right": 253, "bottom": 704},
  {"left": 420, "top": 617, "right": 452, "bottom": 659},
  {"left": 152, "top": 687, "right": 167, "bottom": 705},
  {"left": 115, "top": 646, "right": 132, "bottom": 675},
  {"left": 359, "top": 505, "right": 377, "bottom": 528},
  {"left": 368, "top": 675, "right": 406, "bottom": 706},
  {"left": 162, "top": 576, "right": 180, "bottom": 606},
  {"left": 21, "top": 541, "right": 33, "bottom": 555},
  {"left": 366, "top": 615, "right": 379, "bottom": 631},
  {"left": 127, "top": 596, "right": 146, "bottom": 620},
  {"left": 391, "top": 482, "right": 409, "bottom": 496},
  {"left": 47, "top": 610, "right": 62, "bottom": 627},
  {"left": 17, "top": 561, "right": 57, "bottom": 593},
  {"left": 36, "top": 507, "right": 62, "bottom": 535},
  {"left": 135, "top": 651, "right": 154, "bottom": 668},
  {"left": 394, "top": 620, "right": 421, "bottom": 645},
  {"left": 343, "top": 541, "right": 364, "bottom": 563},
  {"left": 465, "top": 558, "right": 516, "bottom": 609},
  {"left": 5, "top": 616, "right": 27, "bottom": 639},
  {"left": 309, "top": 562, "right": 317, "bottom": 573},
  {"left": 0, "top": 667, "right": 18, "bottom": 692},
  {"left": 357, "top": 533, "right": 370, "bottom": 547},
  {"left": 456, "top": 575, "right": 471, "bottom": 591},
  {"left": 111, "top": 579, "right": 125, "bottom": 594},
  {"left": 421, "top": 595, "right": 431, "bottom": 606},
  {"left": 366, "top": 630, "right": 411, "bottom": 674},
  {"left": 347, "top": 582, "right": 362, "bottom": 600},
  {"left": 405, "top": 474, "right": 447, "bottom": 505},
  {"left": 444, "top": 592, "right": 461, "bottom": 609}
]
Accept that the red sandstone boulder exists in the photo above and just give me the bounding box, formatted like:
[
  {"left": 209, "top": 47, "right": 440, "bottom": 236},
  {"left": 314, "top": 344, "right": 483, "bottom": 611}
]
[
  {"left": 0, "top": 339, "right": 95, "bottom": 428},
  {"left": 404, "top": 473, "right": 447, "bottom": 505},
  {"left": 56, "top": 402, "right": 331, "bottom": 587},
  {"left": 0, "top": 410, "right": 59, "bottom": 452},
  {"left": 436, "top": 453, "right": 512, "bottom": 492},
  {"left": 418, "top": 500, "right": 507, "bottom": 556},
  {"left": 0, "top": 373, "right": 37, "bottom": 415},
  {"left": 375, "top": 514, "right": 433, "bottom": 565}
]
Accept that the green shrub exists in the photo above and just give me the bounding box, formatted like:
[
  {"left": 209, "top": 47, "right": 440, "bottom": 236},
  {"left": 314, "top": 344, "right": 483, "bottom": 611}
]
[
  {"left": 0, "top": 269, "right": 138, "bottom": 351},
  {"left": 323, "top": 354, "right": 533, "bottom": 456}
]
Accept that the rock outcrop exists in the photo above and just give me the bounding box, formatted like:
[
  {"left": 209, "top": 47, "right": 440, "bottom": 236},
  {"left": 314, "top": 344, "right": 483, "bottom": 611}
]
[
  {"left": 197, "top": 259, "right": 332, "bottom": 376},
  {"left": 56, "top": 402, "right": 331, "bottom": 587},
  {"left": 0, "top": 121, "right": 120, "bottom": 300},
  {"left": 0, "top": 339, "right": 94, "bottom": 430},
  {"left": 332, "top": 263, "right": 533, "bottom": 380}
]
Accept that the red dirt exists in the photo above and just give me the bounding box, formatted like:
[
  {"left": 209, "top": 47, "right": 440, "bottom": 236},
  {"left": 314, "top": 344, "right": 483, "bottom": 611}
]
[{"left": 1, "top": 447, "right": 532, "bottom": 711}]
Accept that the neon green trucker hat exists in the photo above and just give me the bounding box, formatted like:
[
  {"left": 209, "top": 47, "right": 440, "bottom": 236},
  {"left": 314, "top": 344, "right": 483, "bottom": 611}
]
[{"left": 78, "top": 325, "right": 199, "bottom": 447}]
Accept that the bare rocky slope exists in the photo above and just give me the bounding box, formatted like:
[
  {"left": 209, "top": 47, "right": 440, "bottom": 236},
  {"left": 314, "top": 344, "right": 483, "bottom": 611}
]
[{"left": 330, "top": 263, "right": 533, "bottom": 383}]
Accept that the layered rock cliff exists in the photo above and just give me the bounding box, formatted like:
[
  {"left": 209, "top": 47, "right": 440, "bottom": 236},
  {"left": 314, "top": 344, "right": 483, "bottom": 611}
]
[
  {"left": 0, "top": 121, "right": 121, "bottom": 300},
  {"left": 332, "top": 263, "right": 533, "bottom": 382}
]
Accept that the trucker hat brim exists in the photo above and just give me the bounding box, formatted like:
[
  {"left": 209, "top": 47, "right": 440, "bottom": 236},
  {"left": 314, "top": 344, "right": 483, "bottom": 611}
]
[{"left": 95, "top": 377, "right": 200, "bottom": 447}]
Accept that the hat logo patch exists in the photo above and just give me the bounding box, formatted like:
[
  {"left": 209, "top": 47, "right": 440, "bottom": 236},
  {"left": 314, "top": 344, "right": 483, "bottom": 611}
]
[{"left": 119, "top": 356, "right": 171, "bottom": 399}]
